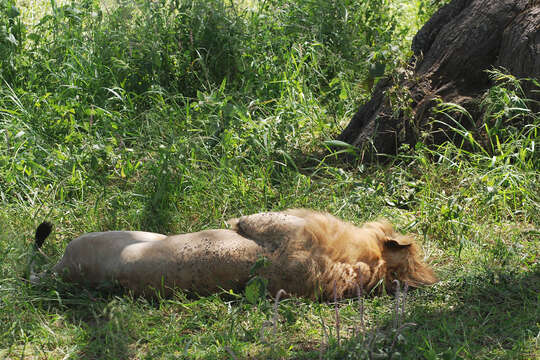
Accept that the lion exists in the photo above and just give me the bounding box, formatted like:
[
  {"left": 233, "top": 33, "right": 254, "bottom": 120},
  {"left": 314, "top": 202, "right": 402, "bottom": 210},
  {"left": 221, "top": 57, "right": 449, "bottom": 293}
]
[{"left": 29, "top": 209, "right": 437, "bottom": 299}]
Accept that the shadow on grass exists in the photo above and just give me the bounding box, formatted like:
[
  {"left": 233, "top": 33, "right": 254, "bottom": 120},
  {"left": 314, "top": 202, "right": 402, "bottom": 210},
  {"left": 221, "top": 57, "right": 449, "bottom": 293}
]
[
  {"left": 12, "top": 265, "right": 538, "bottom": 359},
  {"left": 399, "top": 268, "right": 540, "bottom": 359},
  {"left": 14, "top": 275, "right": 148, "bottom": 359},
  {"left": 61, "top": 287, "right": 157, "bottom": 359},
  {"left": 313, "top": 268, "right": 539, "bottom": 360},
  {"left": 68, "top": 303, "right": 133, "bottom": 359}
]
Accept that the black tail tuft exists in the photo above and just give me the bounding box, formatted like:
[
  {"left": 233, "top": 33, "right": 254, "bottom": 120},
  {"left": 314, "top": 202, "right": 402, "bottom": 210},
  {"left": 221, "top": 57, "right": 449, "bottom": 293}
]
[{"left": 35, "top": 222, "right": 53, "bottom": 249}]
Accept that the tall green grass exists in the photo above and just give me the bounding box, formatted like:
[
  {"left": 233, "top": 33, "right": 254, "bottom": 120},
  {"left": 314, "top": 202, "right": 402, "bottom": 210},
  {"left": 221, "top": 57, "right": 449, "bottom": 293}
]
[{"left": 1, "top": 0, "right": 538, "bottom": 358}]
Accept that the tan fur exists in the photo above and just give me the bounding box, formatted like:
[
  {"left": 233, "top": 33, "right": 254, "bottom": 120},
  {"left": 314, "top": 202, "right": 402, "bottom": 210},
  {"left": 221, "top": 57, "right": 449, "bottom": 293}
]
[{"left": 44, "top": 209, "right": 437, "bottom": 299}]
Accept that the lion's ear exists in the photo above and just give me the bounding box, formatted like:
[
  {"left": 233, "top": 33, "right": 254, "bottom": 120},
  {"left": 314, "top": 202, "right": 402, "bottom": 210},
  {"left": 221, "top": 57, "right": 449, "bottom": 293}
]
[{"left": 384, "top": 235, "right": 413, "bottom": 249}]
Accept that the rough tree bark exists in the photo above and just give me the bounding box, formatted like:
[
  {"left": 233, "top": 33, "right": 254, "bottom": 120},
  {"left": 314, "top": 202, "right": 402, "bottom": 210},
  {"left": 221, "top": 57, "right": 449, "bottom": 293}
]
[{"left": 337, "top": 0, "right": 540, "bottom": 158}]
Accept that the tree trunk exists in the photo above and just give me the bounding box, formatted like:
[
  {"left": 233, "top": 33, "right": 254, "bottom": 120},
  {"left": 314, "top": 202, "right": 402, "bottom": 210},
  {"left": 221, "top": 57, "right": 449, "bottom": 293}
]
[{"left": 338, "top": 0, "right": 540, "bottom": 159}]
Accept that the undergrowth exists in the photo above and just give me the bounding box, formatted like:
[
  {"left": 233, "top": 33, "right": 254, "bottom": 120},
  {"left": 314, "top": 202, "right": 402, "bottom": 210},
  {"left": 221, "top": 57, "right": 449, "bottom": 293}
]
[{"left": 0, "top": 0, "right": 538, "bottom": 358}]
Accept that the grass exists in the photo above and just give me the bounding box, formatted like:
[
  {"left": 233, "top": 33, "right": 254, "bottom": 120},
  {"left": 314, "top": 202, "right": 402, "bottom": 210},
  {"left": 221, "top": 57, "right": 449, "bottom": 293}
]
[{"left": 1, "top": 0, "right": 538, "bottom": 358}]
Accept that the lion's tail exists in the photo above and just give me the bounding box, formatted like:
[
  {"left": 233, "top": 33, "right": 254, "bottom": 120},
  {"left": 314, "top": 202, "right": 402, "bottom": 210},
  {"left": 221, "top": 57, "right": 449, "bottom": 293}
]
[
  {"left": 26, "top": 221, "right": 53, "bottom": 281},
  {"left": 34, "top": 221, "right": 52, "bottom": 249}
]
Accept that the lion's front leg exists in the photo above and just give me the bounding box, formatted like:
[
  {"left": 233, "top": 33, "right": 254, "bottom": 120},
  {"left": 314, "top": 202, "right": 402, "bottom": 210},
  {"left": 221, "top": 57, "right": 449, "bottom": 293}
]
[
  {"left": 228, "top": 212, "right": 306, "bottom": 251},
  {"left": 319, "top": 261, "right": 374, "bottom": 299}
]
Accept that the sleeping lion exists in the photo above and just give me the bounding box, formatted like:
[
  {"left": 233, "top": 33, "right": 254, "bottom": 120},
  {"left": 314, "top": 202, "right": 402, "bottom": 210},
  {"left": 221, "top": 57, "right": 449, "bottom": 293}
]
[{"left": 30, "top": 209, "right": 437, "bottom": 299}]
